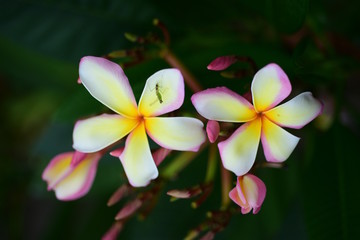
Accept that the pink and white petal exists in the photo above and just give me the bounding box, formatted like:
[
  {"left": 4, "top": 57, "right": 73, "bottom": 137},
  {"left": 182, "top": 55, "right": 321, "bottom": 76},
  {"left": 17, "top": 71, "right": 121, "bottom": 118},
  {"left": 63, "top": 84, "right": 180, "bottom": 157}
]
[
  {"left": 261, "top": 116, "right": 300, "bottom": 162},
  {"left": 42, "top": 152, "right": 74, "bottom": 191},
  {"left": 251, "top": 63, "right": 292, "bottom": 112},
  {"left": 73, "top": 114, "right": 139, "bottom": 153},
  {"left": 79, "top": 56, "right": 138, "bottom": 117},
  {"left": 138, "top": 69, "right": 184, "bottom": 117},
  {"left": 218, "top": 117, "right": 262, "bottom": 176},
  {"left": 229, "top": 187, "right": 248, "bottom": 210},
  {"left": 236, "top": 177, "right": 247, "bottom": 204},
  {"left": 242, "top": 174, "right": 266, "bottom": 214},
  {"left": 206, "top": 120, "right": 220, "bottom": 143},
  {"left": 264, "top": 92, "right": 324, "bottom": 129},
  {"left": 52, "top": 153, "right": 101, "bottom": 201},
  {"left": 191, "top": 87, "right": 257, "bottom": 122},
  {"left": 120, "top": 122, "right": 158, "bottom": 187},
  {"left": 241, "top": 207, "right": 252, "bottom": 214},
  {"left": 145, "top": 117, "right": 206, "bottom": 152}
]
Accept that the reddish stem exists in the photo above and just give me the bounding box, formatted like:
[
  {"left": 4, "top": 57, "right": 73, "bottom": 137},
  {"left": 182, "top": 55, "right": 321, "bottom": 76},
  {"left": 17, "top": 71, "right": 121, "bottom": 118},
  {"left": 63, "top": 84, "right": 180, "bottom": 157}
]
[{"left": 162, "top": 49, "right": 203, "bottom": 93}]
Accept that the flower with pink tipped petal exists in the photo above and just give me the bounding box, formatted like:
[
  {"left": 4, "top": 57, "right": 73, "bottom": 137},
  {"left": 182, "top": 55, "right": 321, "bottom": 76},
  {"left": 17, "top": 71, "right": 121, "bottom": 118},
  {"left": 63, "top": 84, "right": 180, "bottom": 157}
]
[
  {"left": 42, "top": 151, "right": 101, "bottom": 201},
  {"left": 229, "top": 174, "right": 266, "bottom": 214},
  {"left": 73, "top": 56, "right": 205, "bottom": 187},
  {"left": 192, "top": 63, "right": 323, "bottom": 176}
]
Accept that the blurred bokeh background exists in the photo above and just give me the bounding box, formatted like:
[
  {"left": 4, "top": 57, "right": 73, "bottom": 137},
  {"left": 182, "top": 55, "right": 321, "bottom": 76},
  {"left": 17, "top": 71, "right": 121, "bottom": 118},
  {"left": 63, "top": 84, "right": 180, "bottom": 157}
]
[{"left": 1, "top": 0, "right": 360, "bottom": 239}]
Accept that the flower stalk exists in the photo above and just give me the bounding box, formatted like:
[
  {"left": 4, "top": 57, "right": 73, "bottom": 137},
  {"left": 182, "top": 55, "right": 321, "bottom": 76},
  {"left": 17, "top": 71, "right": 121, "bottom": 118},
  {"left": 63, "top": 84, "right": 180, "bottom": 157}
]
[
  {"left": 161, "top": 49, "right": 203, "bottom": 93},
  {"left": 220, "top": 166, "right": 231, "bottom": 209},
  {"left": 205, "top": 144, "right": 217, "bottom": 184}
]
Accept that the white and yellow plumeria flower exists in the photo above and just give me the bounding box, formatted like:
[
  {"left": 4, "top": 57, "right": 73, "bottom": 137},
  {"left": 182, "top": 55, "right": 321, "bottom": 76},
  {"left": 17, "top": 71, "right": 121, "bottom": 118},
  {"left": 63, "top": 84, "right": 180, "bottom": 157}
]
[
  {"left": 42, "top": 151, "right": 101, "bottom": 201},
  {"left": 73, "top": 56, "right": 205, "bottom": 187},
  {"left": 192, "top": 63, "right": 323, "bottom": 176}
]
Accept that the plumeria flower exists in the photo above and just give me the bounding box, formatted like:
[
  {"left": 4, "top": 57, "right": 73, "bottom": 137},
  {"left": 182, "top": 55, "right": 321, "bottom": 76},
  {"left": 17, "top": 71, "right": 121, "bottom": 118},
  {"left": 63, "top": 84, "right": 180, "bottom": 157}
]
[
  {"left": 229, "top": 174, "right": 266, "bottom": 214},
  {"left": 42, "top": 151, "right": 101, "bottom": 201},
  {"left": 73, "top": 56, "right": 205, "bottom": 187},
  {"left": 192, "top": 63, "right": 323, "bottom": 176}
]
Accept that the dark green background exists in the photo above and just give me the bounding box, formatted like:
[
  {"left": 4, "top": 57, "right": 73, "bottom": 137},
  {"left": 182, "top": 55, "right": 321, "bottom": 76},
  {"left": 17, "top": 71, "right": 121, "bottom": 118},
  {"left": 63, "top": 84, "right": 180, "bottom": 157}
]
[{"left": 1, "top": 0, "right": 359, "bottom": 239}]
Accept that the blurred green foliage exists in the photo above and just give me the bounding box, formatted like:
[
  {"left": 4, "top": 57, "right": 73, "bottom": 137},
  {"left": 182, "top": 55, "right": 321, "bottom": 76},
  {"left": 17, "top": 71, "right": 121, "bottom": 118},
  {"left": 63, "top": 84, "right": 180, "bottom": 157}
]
[{"left": 1, "top": 0, "right": 359, "bottom": 239}]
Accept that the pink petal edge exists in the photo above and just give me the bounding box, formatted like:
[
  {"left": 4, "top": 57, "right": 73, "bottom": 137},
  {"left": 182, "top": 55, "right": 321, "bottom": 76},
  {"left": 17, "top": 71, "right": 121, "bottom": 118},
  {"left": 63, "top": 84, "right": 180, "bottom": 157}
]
[
  {"left": 42, "top": 152, "right": 74, "bottom": 191},
  {"left": 251, "top": 63, "right": 292, "bottom": 112},
  {"left": 58, "top": 153, "right": 101, "bottom": 201},
  {"left": 192, "top": 87, "right": 253, "bottom": 110}
]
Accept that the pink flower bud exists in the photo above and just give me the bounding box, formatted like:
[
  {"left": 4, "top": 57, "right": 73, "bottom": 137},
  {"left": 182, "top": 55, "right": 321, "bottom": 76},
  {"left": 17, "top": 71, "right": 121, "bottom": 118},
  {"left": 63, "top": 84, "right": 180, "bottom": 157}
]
[
  {"left": 153, "top": 148, "right": 171, "bottom": 166},
  {"left": 115, "top": 199, "right": 142, "bottom": 220},
  {"left": 107, "top": 184, "right": 131, "bottom": 207},
  {"left": 102, "top": 222, "right": 123, "bottom": 240},
  {"left": 206, "top": 120, "right": 220, "bottom": 143},
  {"left": 207, "top": 55, "right": 238, "bottom": 71}
]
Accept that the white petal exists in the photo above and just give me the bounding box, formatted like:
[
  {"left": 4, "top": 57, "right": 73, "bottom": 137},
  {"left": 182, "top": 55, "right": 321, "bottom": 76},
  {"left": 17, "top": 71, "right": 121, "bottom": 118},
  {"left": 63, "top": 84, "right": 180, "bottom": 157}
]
[
  {"left": 73, "top": 114, "right": 139, "bottom": 153},
  {"left": 120, "top": 122, "right": 158, "bottom": 187},
  {"left": 251, "top": 63, "right": 292, "bottom": 112},
  {"left": 138, "top": 69, "right": 184, "bottom": 117},
  {"left": 261, "top": 116, "right": 300, "bottom": 162},
  {"left": 218, "top": 118, "right": 262, "bottom": 176},
  {"left": 264, "top": 92, "right": 323, "bottom": 129},
  {"left": 145, "top": 117, "right": 205, "bottom": 151},
  {"left": 191, "top": 87, "right": 257, "bottom": 122},
  {"left": 79, "top": 56, "right": 138, "bottom": 117}
]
